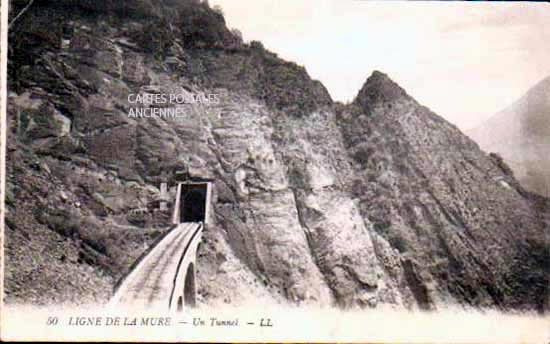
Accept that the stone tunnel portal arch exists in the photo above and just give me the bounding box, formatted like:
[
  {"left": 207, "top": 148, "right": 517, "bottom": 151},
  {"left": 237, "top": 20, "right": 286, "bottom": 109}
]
[
  {"left": 180, "top": 183, "right": 208, "bottom": 223},
  {"left": 183, "top": 263, "right": 196, "bottom": 307}
]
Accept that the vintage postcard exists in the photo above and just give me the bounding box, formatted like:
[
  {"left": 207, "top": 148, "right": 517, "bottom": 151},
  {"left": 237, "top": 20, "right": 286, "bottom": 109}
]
[{"left": 1, "top": 0, "right": 549, "bottom": 342}]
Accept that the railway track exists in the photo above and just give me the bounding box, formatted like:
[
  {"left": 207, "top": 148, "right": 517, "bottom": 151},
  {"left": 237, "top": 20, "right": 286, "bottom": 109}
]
[{"left": 109, "top": 222, "right": 203, "bottom": 310}]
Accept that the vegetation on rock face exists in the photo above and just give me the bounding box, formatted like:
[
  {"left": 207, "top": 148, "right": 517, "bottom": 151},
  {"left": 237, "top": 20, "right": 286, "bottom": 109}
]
[
  {"left": 176, "top": 1, "right": 233, "bottom": 49},
  {"left": 8, "top": 0, "right": 330, "bottom": 118},
  {"left": 489, "top": 153, "right": 514, "bottom": 177},
  {"left": 5, "top": 0, "right": 549, "bottom": 312},
  {"left": 129, "top": 18, "right": 175, "bottom": 61},
  {"left": 340, "top": 73, "right": 550, "bottom": 312},
  {"left": 4, "top": 117, "right": 175, "bottom": 304},
  {"left": 352, "top": 71, "right": 408, "bottom": 113},
  {"left": 180, "top": 44, "right": 332, "bottom": 117}
]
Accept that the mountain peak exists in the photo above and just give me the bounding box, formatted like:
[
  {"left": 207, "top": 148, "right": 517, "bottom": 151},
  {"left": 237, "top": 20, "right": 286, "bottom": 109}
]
[
  {"left": 369, "top": 70, "right": 392, "bottom": 82},
  {"left": 353, "top": 70, "right": 408, "bottom": 110}
]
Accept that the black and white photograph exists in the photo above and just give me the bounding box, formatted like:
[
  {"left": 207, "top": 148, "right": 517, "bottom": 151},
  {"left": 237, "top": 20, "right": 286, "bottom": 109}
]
[{"left": 1, "top": 0, "right": 549, "bottom": 342}]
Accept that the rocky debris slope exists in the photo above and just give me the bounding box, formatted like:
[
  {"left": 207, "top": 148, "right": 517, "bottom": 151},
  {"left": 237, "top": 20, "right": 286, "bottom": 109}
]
[
  {"left": 5, "top": 0, "right": 549, "bottom": 311},
  {"left": 4, "top": 128, "right": 173, "bottom": 304},
  {"left": 467, "top": 76, "right": 550, "bottom": 197}
]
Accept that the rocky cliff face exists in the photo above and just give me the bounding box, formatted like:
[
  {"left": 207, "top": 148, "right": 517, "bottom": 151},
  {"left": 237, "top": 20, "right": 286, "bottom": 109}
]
[
  {"left": 467, "top": 76, "right": 550, "bottom": 197},
  {"left": 5, "top": 0, "right": 549, "bottom": 312},
  {"left": 341, "top": 73, "right": 549, "bottom": 311}
]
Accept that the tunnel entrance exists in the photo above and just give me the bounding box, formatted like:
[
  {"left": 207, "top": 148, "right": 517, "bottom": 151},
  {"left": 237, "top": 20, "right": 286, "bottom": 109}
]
[{"left": 180, "top": 183, "right": 208, "bottom": 223}]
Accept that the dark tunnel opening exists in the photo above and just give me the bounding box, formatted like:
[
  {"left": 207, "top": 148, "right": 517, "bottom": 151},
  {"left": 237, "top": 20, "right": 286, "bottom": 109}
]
[{"left": 180, "top": 184, "right": 207, "bottom": 223}]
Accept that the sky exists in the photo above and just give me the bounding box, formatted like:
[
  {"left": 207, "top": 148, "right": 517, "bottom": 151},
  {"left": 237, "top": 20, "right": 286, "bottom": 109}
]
[{"left": 208, "top": 0, "right": 550, "bottom": 131}]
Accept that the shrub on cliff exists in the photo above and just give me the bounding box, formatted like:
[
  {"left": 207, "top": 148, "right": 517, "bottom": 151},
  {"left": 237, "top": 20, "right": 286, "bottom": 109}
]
[
  {"left": 489, "top": 152, "right": 514, "bottom": 177},
  {"left": 36, "top": 208, "right": 81, "bottom": 238},
  {"left": 176, "top": 0, "right": 234, "bottom": 49},
  {"left": 128, "top": 17, "right": 174, "bottom": 60}
]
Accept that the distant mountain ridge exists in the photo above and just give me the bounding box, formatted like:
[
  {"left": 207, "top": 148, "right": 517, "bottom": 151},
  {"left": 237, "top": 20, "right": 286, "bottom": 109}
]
[{"left": 467, "top": 76, "right": 550, "bottom": 197}]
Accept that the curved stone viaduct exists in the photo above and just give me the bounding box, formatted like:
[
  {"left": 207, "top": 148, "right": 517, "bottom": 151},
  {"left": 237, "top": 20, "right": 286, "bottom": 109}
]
[{"left": 109, "top": 181, "right": 211, "bottom": 311}]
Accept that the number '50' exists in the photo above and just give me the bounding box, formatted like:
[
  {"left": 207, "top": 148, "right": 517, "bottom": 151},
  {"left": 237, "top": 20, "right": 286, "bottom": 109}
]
[{"left": 46, "top": 317, "right": 58, "bottom": 326}]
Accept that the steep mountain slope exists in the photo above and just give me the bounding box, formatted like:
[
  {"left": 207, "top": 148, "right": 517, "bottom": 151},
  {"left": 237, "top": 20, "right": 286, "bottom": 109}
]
[
  {"left": 468, "top": 76, "right": 550, "bottom": 197},
  {"left": 341, "top": 72, "right": 549, "bottom": 311},
  {"left": 5, "top": 0, "right": 549, "bottom": 312}
]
